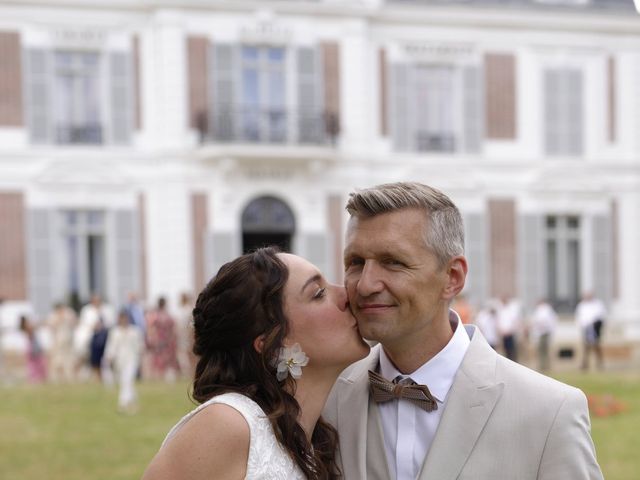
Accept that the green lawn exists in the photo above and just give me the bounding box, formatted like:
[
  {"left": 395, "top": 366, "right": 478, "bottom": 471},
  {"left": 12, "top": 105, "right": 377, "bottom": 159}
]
[
  {"left": 0, "top": 372, "right": 638, "bottom": 479},
  {"left": 553, "top": 371, "right": 640, "bottom": 480},
  {"left": 0, "top": 381, "right": 194, "bottom": 480}
]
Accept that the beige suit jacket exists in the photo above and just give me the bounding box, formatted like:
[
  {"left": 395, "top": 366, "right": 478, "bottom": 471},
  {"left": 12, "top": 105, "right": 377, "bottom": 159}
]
[{"left": 323, "top": 325, "right": 603, "bottom": 480}]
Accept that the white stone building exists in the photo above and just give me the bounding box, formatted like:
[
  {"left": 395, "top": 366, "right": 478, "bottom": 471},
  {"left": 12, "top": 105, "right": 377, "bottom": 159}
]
[{"left": 0, "top": 0, "right": 639, "bottom": 345}]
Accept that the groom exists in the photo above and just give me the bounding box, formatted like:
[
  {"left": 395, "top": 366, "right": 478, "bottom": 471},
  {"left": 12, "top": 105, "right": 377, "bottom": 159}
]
[{"left": 324, "top": 182, "right": 603, "bottom": 479}]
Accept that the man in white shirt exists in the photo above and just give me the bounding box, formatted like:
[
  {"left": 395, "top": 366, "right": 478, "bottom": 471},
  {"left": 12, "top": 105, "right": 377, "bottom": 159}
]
[
  {"left": 575, "top": 292, "right": 607, "bottom": 370},
  {"left": 497, "top": 296, "right": 522, "bottom": 362},
  {"left": 530, "top": 298, "right": 558, "bottom": 372},
  {"left": 324, "top": 182, "right": 602, "bottom": 480}
]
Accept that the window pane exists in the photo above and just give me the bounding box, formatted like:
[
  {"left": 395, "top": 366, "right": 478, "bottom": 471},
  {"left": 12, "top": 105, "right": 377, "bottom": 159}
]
[
  {"left": 546, "top": 216, "right": 556, "bottom": 229},
  {"left": 87, "top": 211, "right": 104, "bottom": 226},
  {"left": 567, "top": 216, "right": 580, "bottom": 229},
  {"left": 546, "top": 239, "right": 557, "bottom": 303},
  {"left": 67, "top": 235, "right": 79, "bottom": 293},
  {"left": 54, "top": 51, "right": 101, "bottom": 144},
  {"left": 242, "top": 46, "right": 259, "bottom": 61},
  {"left": 268, "top": 47, "right": 285, "bottom": 63},
  {"left": 242, "top": 67, "right": 260, "bottom": 141},
  {"left": 88, "top": 235, "right": 105, "bottom": 296},
  {"left": 414, "top": 66, "right": 455, "bottom": 152},
  {"left": 568, "top": 239, "right": 581, "bottom": 309}
]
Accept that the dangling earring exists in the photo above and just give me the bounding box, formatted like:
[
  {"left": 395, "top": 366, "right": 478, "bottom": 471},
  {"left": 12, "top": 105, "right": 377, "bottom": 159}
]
[{"left": 273, "top": 343, "right": 309, "bottom": 381}]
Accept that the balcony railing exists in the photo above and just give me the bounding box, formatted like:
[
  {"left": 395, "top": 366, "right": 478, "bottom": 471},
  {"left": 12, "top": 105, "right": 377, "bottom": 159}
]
[
  {"left": 415, "top": 132, "right": 455, "bottom": 152},
  {"left": 196, "top": 107, "right": 339, "bottom": 146},
  {"left": 56, "top": 123, "right": 103, "bottom": 145}
]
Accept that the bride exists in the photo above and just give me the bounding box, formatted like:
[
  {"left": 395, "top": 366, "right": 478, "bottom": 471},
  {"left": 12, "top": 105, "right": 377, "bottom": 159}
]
[{"left": 142, "top": 247, "right": 370, "bottom": 479}]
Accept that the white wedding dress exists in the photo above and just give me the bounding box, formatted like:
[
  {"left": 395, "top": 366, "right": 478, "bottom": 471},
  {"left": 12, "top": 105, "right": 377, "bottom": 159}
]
[{"left": 162, "top": 392, "right": 306, "bottom": 479}]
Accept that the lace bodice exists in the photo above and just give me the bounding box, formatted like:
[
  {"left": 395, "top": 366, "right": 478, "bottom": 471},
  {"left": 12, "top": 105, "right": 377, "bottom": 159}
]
[{"left": 161, "top": 392, "right": 306, "bottom": 479}]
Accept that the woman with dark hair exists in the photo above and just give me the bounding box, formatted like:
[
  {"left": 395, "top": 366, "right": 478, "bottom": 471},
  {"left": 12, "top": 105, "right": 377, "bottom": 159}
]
[{"left": 143, "top": 247, "right": 370, "bottom": 480}]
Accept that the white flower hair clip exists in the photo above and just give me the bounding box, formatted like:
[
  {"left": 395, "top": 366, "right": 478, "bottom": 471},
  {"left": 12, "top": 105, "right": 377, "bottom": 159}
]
[{"left": 273, "top": 343, "right": 309, "bottom": 381}]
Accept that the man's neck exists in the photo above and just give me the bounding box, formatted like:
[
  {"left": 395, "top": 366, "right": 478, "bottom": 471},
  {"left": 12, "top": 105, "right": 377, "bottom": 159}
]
[{"left": 382, "top": 318, "right": 455, "bottom": 374}]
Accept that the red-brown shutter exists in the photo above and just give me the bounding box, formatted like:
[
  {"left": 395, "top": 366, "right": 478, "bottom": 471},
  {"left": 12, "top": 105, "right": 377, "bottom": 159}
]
[
  {"left": 322, "top": 42, "right": 340, "bottom": 139},
  {"left": 0, "top": 31, "right": 23, "bottom": 127},
  {"left": 485, "top": 53, "right": 516, "bottom": 140},
  {"left": 379, "top": 47, "right": 388, "bottom": 137},
  {"left": 191, "top": 193, "right": 208, "bottom": 291},
  {"left": 0, "top": 192, "right": 27, "bottom": 299},
  {"left": 489, "top": 198, "right": 517, "bottom": 298},
  {"left": 187, "top": 36, "right": 209, "bottom": 135}
]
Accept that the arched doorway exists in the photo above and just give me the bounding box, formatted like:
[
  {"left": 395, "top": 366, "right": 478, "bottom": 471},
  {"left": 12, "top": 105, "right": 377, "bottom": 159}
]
[{"left": 241, "top": 196, "right": 295, "bottom": 253}]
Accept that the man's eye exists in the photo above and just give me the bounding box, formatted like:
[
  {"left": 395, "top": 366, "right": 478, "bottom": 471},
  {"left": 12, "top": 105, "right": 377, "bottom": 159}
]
[
  {"left": 346, "top": 258, "right": 364, "bottom": 267},
  {"left": 384, "top": 258, "right": 404, "bottom": 267}
]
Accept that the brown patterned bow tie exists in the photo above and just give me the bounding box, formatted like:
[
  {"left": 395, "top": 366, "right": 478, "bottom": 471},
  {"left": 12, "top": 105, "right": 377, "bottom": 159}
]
[{"left": 368, "top": 370, "right": 438, "bottom": 412}]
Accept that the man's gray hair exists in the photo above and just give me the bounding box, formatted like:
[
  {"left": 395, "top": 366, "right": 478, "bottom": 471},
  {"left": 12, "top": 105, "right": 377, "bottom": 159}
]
[{"left": 346, "top": 182, "right": 465, "bottom": 266}]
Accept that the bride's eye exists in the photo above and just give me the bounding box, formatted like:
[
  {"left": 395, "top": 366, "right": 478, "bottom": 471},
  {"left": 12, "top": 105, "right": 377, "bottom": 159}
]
[{"left": 313, "top": 287, "right": 326, "bottom": 300}]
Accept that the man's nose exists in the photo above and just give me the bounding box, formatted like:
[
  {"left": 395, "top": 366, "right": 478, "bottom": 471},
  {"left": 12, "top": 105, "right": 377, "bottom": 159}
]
[{"left": 356, "top": 261, "right": 383, "bottom": 297}]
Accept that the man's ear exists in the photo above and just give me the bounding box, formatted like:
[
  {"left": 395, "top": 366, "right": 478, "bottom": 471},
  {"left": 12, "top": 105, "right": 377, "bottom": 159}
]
[
  {"left": 253, "top": 335, "right": 266, "bottom": 354},
  {"left": 443, "top": 256, "right": 468, "bottom": 300}
]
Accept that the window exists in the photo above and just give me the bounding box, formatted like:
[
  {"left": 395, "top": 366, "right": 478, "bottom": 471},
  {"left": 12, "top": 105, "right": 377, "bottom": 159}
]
[
  {"left": 545, "top": 215, "right": 581, "bottom": 312},
  {"left": 25, "top": 48, "right": 133, "bottom": 145},
  {"left": 209, "top": 44, "right": 329, "bottom": 145},
  {"left": 64, "top": 210, "right": 106, "bottom": 305},
  {"left": 544, "top": 68, "right": 583, "bottom": 156},
  {"left": 240, "top": 46, "right": 287, "bottom": 143},
  {"left": 54, "top": 52, "right": 102, "bottom": 144},
  {"left": 390, "top": 62, "right": 482, "bottom": 153}
]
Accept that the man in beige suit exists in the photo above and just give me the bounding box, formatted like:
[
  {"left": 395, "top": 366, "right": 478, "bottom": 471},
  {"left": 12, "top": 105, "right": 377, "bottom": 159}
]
[{"left": 324, "top": 182, "right": 603, "bottom": 480}]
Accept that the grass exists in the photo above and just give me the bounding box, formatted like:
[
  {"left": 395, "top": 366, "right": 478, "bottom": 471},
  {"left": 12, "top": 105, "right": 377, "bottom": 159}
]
[
  {"left": 553, "top": 371, "right": 640, "bottom": 480},
  {"left": 1, "top": 372, "right": 639, "bottom": 479},
  {"left": 0, "top": 381, "right": 194, "bottom": 480}
]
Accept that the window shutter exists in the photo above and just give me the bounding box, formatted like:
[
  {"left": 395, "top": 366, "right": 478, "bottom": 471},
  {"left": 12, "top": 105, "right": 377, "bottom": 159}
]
[
  {"left": 0, "top": 192, "right": 27, "bottom": 299},
  {"left": 137, "top": 193, "right": 147, "bottom": 301},
  {"left": 545, "top": 69, "right": 583, "bottom": 156},
  {"left": 485, "top": 53, "right": 516, "bottom": 140},
  {"left": 210, "top": 44, "right": 236, "bottom": 141},
  {"left": 109, "top": 52, "right": 133, "bottom": 144},
  {"left": 205, "top": 232, "right": 238, "bottom": 281},
  {"left": 297, "top": 46, "right": 323, "bottom": 143},
  {"left": 25, "top": 49, "right": 52, "bottom": 143},
  {"left": 0, "top": 31, "right": 24, "bottom": 126},
  {"left": 28, "top": 209, "right": 57, "bottom": 316},
  {"left": 187, "top": 36, "right": 209, "bottom": 137},
  {"left": 607, "top": 56, "right": 616, "bottom": 143},
  {"left": 463, "top": 65, "right": 483, "bottom": 153},
  {"left": 592, "top": 215, "right": 612, "bottom": 305},
  {"left": 191, "top": 193, "right": 208, "bottom": 291},
  {"left": 321, "top": 42, "right": 340, "bottom": 143},
  {"left": 518, "top": 214, "right": 544, "bottom": 312},
  {"left": 379, "top": 48, "right": 388, "bottom": 137},
  {"left": 327, "top": 194, "right": 344, "bottom": 284},
  {"left": 566, "top": 70, "right": 583, "bottom": 155},
  {"left": 302, "top": 233, "right": 330, "bottom": 281},
  {"left": 463, "top": 212, "right": 487, "bottom": 306},
  {"left": 390, "top": 63, "right": 410, "bottom": 151},
  {"left": 132, "top": 35, "right": 142, "bottom": 130},
  {"left": 113, "top": 210, "right": 140, "bottom": 309},
  {"left": 489, "top": 198, "right": 517, "bottom": 299}
]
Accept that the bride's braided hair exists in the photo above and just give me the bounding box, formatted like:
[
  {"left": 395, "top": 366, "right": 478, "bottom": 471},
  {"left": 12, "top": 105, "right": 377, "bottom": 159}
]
[{"left": 191, "top": 247, "right": 340, "bottom": 479}]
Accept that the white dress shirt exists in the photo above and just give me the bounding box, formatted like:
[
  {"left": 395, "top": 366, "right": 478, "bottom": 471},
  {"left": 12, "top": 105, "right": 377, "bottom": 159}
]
[{"left": 378, "top": 310, "right": 470, "bottom": 480}]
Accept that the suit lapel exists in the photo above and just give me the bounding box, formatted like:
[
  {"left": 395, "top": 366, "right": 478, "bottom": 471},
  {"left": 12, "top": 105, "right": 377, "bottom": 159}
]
[
  {"left": 418, "top": 327, "right": 504, "bottom": 480},
  {"left": 337, "top": 346, "right": 382, "bottom": 479}
]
